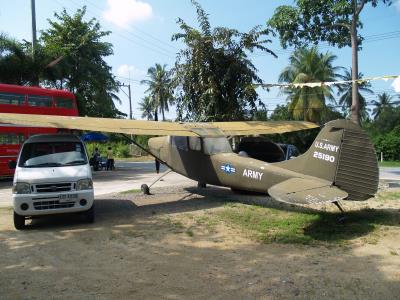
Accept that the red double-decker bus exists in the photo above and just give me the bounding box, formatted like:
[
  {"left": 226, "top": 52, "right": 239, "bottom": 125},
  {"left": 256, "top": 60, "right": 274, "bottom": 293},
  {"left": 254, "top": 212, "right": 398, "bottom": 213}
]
[{"left": 0, "top": 83, "right": 79, "bottom": 177}]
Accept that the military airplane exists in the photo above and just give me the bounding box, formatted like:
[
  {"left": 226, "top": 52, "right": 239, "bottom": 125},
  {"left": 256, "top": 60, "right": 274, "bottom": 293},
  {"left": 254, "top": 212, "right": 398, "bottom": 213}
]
[{"left": 0, "top": 113, "right": 378, "bottom": 209}]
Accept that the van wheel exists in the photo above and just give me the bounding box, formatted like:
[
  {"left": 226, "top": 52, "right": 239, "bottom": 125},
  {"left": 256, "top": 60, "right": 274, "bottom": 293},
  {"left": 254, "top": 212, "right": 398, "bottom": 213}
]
[
  {"left": 85, "top": 204, "right": 95, "bottom": 223},
  {"left": 13, "top": 211, "right": 26, "bottom": 230}
]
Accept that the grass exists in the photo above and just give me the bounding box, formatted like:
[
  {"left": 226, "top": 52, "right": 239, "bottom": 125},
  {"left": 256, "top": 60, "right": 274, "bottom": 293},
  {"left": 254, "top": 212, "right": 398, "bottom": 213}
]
[
  {"left": 376, "top": 191, "right": 400, "bottom": 201},
  {"left": 212, "top": 202, "right": 400, "bottom": 245},
  {"left": 119, "top": 188, "right": 142, "bottom": 194},
  {"left": 115, "top": 156, "right": 153, "bottom": 162},
  {"left": 379, "top": 161, "right": 400, "bottom": 167}
]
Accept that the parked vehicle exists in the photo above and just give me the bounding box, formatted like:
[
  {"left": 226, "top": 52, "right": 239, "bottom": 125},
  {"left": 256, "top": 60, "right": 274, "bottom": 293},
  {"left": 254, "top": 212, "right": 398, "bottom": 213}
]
[
  {"left": 0, "top": 83, "right": 78, "bottom": 177},
  {"left": 10, "top": 134, "right": 94, "bottom": 230}
]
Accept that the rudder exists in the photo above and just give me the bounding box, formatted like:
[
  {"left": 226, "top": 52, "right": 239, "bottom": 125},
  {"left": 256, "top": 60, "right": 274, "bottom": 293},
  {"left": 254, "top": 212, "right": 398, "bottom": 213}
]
[{"left": 275, "top": 119, "right": 378, "bottom": 200}]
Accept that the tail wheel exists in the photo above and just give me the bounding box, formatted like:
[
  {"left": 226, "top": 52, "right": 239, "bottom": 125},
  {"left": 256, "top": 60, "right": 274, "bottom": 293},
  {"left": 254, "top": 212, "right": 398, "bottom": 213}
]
[{"left": 13, "top": 211, "right": 26, "bottom": 230}]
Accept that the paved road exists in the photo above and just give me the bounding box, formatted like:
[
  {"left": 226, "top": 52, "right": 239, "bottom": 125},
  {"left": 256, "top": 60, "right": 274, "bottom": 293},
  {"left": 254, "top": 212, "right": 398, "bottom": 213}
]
[
  {"left": 0, "top": 161, "right": 195, "bottom": 207},
  {"left": 0, "top": 163, "right": 398, "bottom": 208},
  {"left": 379, "top": 167, "right": 400, "bottom": 181}
]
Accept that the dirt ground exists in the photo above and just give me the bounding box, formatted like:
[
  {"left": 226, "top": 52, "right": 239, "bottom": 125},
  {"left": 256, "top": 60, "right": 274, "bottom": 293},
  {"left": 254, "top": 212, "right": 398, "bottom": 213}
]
[{"left": 0, "top": 185, "right": 399, "bottom": 300}]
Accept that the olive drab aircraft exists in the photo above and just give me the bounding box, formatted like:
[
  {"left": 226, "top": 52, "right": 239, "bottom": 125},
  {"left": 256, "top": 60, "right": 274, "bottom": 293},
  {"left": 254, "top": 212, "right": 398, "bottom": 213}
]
[{"left": 0, "top": 113, "right": 379, "bottom": 209}]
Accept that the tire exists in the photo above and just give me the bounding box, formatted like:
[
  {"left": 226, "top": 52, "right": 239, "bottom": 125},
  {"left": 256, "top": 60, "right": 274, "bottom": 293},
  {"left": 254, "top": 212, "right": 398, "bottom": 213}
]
[
  {"left": 85, "top": 204, "right": 95, "bottom": 223},
  {"left": 141, "top": 184, "right": 150, "bottom": 195},
  {"left": 13, "top": 211, "right": 26, "bottom": 230}
]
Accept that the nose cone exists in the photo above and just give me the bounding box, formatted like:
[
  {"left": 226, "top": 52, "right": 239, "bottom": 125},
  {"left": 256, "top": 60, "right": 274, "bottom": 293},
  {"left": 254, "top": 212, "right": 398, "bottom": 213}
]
[{"left": 148, "top": 136, "right": 166, "bottom": 158}]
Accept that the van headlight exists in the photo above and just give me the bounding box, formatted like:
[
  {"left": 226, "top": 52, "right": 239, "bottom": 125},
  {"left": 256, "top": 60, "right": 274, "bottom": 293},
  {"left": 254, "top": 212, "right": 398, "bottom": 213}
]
[
  {"left": 12, "top": 182, "right": 31, "bottom": 194},
  {"left": 77, "top": 179, "right": 93, "bottom": 190}
]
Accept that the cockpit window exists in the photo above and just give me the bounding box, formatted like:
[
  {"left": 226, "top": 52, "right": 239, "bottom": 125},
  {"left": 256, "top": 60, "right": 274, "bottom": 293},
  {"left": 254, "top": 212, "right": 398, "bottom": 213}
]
[
  {"left": 188, "top": 137, "right": 201, "bottom": 151},
  {"left": 203, "top": 137, "right": 232, "bottom": 155},
  {"left": 171, "top": 136, "right": 188, "bottom": 151}
]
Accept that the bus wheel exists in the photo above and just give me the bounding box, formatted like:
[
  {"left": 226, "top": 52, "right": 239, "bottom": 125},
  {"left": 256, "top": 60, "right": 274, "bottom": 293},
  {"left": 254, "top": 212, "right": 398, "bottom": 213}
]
[
  {"left": 85, "top": 204, "right": 95, "bottom": 223},
  {"left": 13, "top": 211, "right": 26, "bottom": 230}
]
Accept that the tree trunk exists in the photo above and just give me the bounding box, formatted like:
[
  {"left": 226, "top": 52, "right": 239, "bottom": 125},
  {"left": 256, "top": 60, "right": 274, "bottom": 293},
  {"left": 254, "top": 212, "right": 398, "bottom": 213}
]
[
  {"left": 350, "top": 3, "right": 360, "bottom": 125},
  {"left": 154, "top": 110, "right": 158, "bottom": 122}
]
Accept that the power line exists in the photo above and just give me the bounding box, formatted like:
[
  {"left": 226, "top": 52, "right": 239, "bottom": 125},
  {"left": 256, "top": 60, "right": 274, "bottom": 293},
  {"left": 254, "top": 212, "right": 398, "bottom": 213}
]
[
  {"left": 55, "top": 0, "right": 176, "bottom": 59},
  {"left": 84, "top": 0, "right": 179, "bottom": 52}
]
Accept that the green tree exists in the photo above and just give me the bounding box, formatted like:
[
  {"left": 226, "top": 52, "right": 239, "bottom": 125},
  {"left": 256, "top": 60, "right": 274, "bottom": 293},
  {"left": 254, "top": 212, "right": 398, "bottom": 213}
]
[
  {"left": 172, "top": 0, "right": 276, "bottom": 122},
  {"left": 337, "top": 68, "right": 373, "bottom": 120},
  {"left": 371, "top": 92, "right": 400, "bottom": 119},
  {"left": 0, "top": 33, "right": 45, "bottom": 85},
  {"left": 268, "top": 0, "right": 392, "bottom": 124},
  {"left": 138, "top": 95, "right": 154, "bottom": 120},
  {"left": 279, "top": 47, "right": 341, "bottom": 123},
  {"left": 41, "top": 7, "right": 123, "bottom": 117},
  {"left": 269, "top": 104, "right": 293, "bottom": 121},
  {"left": 140, "top": 64, "right": 174, "bottom": 121}
]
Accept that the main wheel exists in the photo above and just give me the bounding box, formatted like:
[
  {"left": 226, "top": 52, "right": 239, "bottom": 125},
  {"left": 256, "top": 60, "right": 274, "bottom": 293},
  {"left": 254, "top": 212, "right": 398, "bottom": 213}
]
[
  {"left": 85, "top": 204, "right": 95, "bottom": 223},
  {"left": 141, "top": 184, "right": 150, "bottom": 195},
  {"left": 13, "top": 211, "right": 26, "bottom": 230}
]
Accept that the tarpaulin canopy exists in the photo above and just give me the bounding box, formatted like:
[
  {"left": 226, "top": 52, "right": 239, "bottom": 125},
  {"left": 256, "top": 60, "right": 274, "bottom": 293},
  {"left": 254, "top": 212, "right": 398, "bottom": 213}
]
[{"left": 81, "top": 132, "right": 108, "bottom": 142}]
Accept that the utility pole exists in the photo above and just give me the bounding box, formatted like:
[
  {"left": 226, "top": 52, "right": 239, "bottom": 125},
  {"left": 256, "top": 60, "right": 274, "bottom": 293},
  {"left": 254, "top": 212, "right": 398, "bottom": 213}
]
[
  {"left": 118, "top": 83, "right": 133, "bottom": 119},
  {"left": 31, "top": 0, "right": 40, "bottom": 86},
  {"left": 31, "top": 0, "right": 37, "bottom": 57}
]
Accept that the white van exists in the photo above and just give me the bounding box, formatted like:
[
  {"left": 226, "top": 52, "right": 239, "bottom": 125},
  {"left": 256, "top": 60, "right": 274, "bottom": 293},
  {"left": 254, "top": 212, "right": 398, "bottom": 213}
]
[{"left": 10, "top": 134, "right": 94, "bottom": 230}]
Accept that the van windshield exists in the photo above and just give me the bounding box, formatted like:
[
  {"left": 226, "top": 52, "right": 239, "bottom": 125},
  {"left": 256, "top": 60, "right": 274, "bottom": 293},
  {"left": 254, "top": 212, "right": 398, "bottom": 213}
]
[{"left": 19, "top": 142, "right": 87, "bottom": 168}]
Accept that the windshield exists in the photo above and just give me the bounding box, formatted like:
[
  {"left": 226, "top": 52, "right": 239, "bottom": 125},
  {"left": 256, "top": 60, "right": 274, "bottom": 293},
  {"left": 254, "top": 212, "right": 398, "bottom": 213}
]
[
  {"left": 203, "top": 137, "right": 232, "bottom": 155},
  {"left": 19, "top": 141, "right": 88, "bottom": 168}
]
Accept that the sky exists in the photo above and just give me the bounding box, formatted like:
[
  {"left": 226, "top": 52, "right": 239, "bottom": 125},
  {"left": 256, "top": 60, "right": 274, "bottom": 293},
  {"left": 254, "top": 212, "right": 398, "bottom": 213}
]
[{"left": 0, "top": 0, "right": 399, "bottom": 119}]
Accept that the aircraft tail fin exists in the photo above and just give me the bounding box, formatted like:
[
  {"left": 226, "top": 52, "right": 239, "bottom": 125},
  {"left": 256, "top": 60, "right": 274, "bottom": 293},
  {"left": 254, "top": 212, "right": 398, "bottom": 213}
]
[{"left": 275, "top": 119, "right": 379, "bottom": 200}]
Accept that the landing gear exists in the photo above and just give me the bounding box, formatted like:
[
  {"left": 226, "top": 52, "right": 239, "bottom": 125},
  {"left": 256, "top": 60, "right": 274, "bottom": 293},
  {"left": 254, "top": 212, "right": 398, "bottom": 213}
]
[
  {"left": 333, "top": 201, "right": 347, "bottom": 222},
  {"left": 333, "top": 201, "right": 345, "bottom": 213},
  {"left": 13, "top": 211, "right": 26, "bottom": 230},
  {"left": 141, "top": 184, "right": 150, "bottom": 195},
  {"left": 141, "top": 168, "right": 172, "bottom": 195}
]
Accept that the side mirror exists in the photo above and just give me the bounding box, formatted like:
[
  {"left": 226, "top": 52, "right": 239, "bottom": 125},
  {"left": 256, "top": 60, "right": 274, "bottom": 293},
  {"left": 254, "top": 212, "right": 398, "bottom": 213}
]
[{"left": 8, "top": 160, "right": 16, "bottom": 169}]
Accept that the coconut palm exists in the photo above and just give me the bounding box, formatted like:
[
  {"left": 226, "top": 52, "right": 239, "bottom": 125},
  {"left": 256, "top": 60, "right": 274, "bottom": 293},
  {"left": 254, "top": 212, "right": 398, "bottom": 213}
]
[
  {"left": 138, "top": 95, "right": 154, "bottom": 120},
  {"left": 279, "top": 47, "right": 341, "bottom": 123},
  {"left": 141, "top": 64, "right": 174, "bottom": 121},
  {"left": 371, "top": 92, "right": 400, "bottom": 120},
  {"left": 337, "top": 68, "right": 373, "bottom": 121},
  {"left": 0, "top": 33, "right": 34, "bottom": 85}
]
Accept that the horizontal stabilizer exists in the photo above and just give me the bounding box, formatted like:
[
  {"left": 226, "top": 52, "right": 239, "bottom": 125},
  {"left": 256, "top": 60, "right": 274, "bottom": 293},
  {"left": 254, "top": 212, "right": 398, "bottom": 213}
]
[{"left": 268, "top": 178, "right": 348, "bottom": 205}]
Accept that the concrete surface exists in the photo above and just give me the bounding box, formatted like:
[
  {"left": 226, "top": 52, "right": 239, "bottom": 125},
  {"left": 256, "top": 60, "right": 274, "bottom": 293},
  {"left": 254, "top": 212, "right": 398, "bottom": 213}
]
[
  {"left": 0, "top": 161, "right": 195, "bottom": 208},
  {"left": 0, "top": 162, "right": 398, "bottom": 208}
]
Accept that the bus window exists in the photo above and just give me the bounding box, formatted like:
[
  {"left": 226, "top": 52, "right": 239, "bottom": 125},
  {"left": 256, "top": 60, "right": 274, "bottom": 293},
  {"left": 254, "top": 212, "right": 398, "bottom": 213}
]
[
  {"left": 55, "top": 97, "right": 74, "bottom": 109},
  {"left": 0, "top": 133, "right": 25, "bottom": 145},
  {"left": 28, "top": 95, "right": 52, "bottom": 107},
  {"left": 0, "top": 92, "right": 25, "bottom": 105}
]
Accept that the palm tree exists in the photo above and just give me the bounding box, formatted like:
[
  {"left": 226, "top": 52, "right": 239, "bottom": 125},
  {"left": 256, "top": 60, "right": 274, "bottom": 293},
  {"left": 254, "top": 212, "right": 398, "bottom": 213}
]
[
  {"left": 140, "top": 64, "right": 174, "bottom": 121},
  {"left": 337, "top": 68, "right": 373, "bottom": 121},
  {"left": 279, "top": 47, "right": 341, "bottom": 123},
  {"left": 0, "top": 33, "right": 34, "bottom": 85},
  {"left": 371, "top": 92, "right": 400, "bottom": 120},
  {"left": 138, "top": 96, "right": 154, "bottom": 120}
]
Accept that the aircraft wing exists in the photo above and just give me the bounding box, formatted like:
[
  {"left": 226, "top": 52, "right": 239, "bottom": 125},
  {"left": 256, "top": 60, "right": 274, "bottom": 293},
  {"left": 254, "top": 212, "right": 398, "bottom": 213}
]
[
  {"left": 0, "top": 113, "right": 318, "bottom": 137},
  {"left": 268, "top": 178, "right": 348, "bottom": 205}
]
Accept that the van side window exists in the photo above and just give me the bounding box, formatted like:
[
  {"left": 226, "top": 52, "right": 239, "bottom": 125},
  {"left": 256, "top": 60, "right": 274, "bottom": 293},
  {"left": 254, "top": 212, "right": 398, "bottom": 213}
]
[
  {"left": 171, "top": 136, "right": 188, "bottom": 151},
  {"left": 188, "top": 137, "right": 201, "bottom": 151}
]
